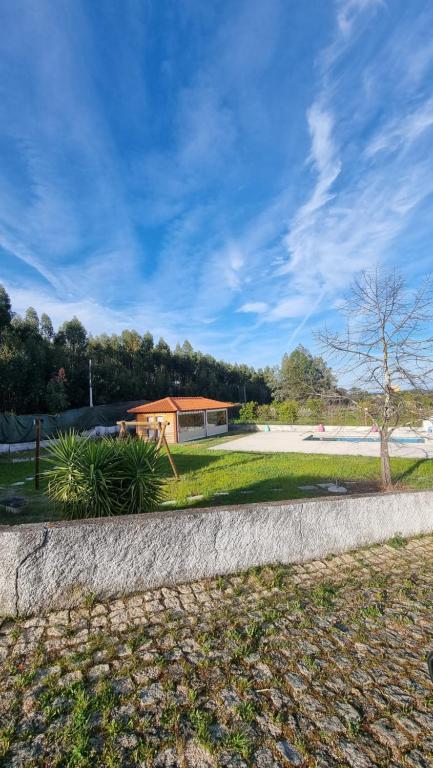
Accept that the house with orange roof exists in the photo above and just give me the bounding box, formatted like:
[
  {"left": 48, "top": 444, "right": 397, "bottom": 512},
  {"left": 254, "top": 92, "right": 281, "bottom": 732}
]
[{"left": 127, "top": 396, "right": 236, "bottom": 443}]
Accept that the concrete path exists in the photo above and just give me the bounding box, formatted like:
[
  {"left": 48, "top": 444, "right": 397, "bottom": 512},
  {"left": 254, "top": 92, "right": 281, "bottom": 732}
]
[
  {"left": 214, "top": 428, "right": 433, "bottom": 458},
  {"left": 2, "top": 535, "right": 433, "bottom": 766}
]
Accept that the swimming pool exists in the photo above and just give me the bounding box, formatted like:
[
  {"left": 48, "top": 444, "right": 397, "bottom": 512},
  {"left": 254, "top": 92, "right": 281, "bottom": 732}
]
[{"left": 304, "top": 435, "right": 425, "bottom": 444}]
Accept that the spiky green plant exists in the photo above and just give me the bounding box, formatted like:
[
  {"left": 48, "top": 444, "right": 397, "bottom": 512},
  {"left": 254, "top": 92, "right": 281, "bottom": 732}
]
[
  {"left": 114, "top": 437, "right": 165, "bottom": 513},
  {"left": 45, "top": 432, "right": 165, "bottom": 519},
  {"left": 45, "top": 432, "right": 121, "bottom": 518}
]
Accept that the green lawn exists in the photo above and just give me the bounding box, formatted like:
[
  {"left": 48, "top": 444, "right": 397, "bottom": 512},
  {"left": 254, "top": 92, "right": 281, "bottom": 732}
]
[{"left": 0, "top": 433, "right": 432, "bottom": 526}]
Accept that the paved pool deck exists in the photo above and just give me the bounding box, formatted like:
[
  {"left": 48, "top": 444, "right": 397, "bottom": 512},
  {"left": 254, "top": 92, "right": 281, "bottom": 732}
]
[{"left": 214, "top": 427, "right": 433, "bottom": 459}]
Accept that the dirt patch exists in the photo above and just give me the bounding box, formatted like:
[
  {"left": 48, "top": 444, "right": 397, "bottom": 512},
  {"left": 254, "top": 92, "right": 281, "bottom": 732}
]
[{"left": 345, "top": 480, "right": 410, "bottom": 494}]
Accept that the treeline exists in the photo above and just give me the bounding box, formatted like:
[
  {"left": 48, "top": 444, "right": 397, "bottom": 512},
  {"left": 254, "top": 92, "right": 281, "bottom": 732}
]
[{"left": 0, "top": 286, "right": 271, "bottom": 414}]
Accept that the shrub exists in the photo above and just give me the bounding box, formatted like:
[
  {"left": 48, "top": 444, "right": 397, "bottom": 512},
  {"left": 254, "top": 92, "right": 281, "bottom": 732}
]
[
  {"left": 276, "top": 400, "right": 299, "bottom": 423},
  {"left": 238, "top": 401, "right": 258, "bottom": 422},
  {"left": 256, "top": 403, "right": 272, "bottom": 421},
  {"left": 45, "top": 432, "right": 165, "bottom": 518},
  {"left": 306, "top": 398, "right": 323, "bottom": 420}
]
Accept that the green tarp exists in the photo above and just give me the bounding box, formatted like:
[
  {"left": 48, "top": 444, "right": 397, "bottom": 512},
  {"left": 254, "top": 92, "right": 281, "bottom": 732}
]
[{"left": 0, "top": 401, "right": 145, "bottom": 444}]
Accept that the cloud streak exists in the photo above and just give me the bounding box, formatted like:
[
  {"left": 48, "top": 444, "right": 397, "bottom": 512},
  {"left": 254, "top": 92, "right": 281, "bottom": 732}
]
[
  {"left": 272, "top": 0, "right": 433, "bottom": 343},
  {"left": 366, "top": 97, "right": 433, "bottom": 157},
  {"left": 2, "top": 0, "right": 433, "bottom": 368}
]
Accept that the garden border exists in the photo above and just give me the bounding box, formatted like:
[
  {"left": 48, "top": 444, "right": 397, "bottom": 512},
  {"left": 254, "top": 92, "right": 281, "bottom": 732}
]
[{"left": 1, "top": 489, "right": 433, "bottom": 616}]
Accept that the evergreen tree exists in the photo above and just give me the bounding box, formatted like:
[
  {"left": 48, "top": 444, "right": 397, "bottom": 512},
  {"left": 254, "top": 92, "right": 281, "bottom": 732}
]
[
  {"left": 272, "top": 345, "right": 335, "bottom": 401},
  {"left": 181, "top": 339, "right": 194, "bottom": 355},
  {"left": 40, "top": 313, "right": 54, "bottom": 340},
  {"left": 59, "top": 316, "right": 87, "bottom": 353},
  {"left": 0, "top": 284, "right": 12, "bottom": 331},
  {"left": 56, "top": 317, "right": 88, "bottom": 407},
  {"left": 25, "top": 307, "right": 39, "bottom": 330},
  {"left": 46, "top": 368, "right": 69, "bottom": 413},
  {"left": 0, "top": 296, "right": 273, "bottom": 413}
]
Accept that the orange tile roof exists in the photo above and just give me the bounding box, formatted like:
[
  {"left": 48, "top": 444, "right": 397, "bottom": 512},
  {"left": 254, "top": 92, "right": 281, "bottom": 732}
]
[{"left": 128, "top": 396, "right": 236, "bottom": 414}]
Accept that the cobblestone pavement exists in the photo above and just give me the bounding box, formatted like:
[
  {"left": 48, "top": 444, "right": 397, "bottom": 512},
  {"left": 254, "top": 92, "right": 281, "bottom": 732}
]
[{"left": 2, "top": 536, "right": 433, "bottom": 767}]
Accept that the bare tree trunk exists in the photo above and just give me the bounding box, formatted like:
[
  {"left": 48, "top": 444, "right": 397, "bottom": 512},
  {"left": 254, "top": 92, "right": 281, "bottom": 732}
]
[
  {"left": 380, "top": 428, "right": 392, "bottom": 489},
  {"left": 380, "top": 332, "right": 393, "bottom": 489}
]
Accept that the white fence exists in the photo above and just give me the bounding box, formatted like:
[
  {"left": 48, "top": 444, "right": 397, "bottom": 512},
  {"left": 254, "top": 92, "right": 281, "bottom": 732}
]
[{"left": 0, "top": 425, "right": 119, "bottom": 454}]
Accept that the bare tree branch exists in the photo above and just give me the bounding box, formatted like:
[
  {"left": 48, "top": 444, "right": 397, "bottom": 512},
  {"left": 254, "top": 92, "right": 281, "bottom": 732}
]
[{"left": 315, "top": 266, "right": 433, "bottom": 488}]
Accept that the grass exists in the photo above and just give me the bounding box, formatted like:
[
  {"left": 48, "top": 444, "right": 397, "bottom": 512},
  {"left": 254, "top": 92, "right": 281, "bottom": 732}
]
[
  {"left": 0, "top": 432, "right": 432, "bottom": 525},
  {"left": 387, "top": 534, "right": 408, "bottom": 549}
]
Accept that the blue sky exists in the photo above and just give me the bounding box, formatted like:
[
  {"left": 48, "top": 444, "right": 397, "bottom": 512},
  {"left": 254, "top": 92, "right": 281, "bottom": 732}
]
[{"left": 1, "top": 0, "right": 433, "bottom": 368}]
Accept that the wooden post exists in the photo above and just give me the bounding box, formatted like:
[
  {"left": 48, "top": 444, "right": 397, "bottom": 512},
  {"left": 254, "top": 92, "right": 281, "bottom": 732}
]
[
  {"left": 162, "top": 431, "right": 179, "bottom": 480},
  {"left": 35, "top": 417, "right": 41, "bottom": 491},
  {"left": 119, "top": 420, "right": 126, "bottom": 439},
  {"left": 157, "top": 423, "right": 179, "bottom": 479},
  {"left": 156, "top": 422, "right": 179, "bottom": 480},
  {"left": 156, "top": 422, "right": 165, "bottom": 451}
]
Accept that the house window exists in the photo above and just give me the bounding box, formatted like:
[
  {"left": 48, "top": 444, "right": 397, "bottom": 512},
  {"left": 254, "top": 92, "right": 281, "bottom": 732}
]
[
  {"left": 178, "top": 411, "right": 205, "bottom": 430},
  {"left": 207, "top": 409, "right": 227, "bottom": 426}
]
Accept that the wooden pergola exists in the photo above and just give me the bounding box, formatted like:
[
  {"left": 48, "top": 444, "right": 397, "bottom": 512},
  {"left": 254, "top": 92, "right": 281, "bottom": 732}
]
[{"left": 116, "top": 419, "right": 179, "bottom": 479}]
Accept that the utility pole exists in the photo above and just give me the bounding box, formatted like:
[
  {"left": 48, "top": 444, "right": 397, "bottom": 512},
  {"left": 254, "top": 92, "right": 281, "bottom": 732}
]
[{"left": 89, "top": 358, "right": 93, "bottom": 407}]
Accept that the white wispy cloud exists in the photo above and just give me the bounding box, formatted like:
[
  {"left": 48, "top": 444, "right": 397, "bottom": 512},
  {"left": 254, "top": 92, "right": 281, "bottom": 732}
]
[
  {"left": 3, "top": 0, "right": 433, "bottom": 369},
  {"left": 282, "top": 102, "right": 341, "bottom": 277},
  {"left": 237, "top": 302, "right": 268, "bottom": 314},
  {"left": 366, "top": 97, "right": 433, "bottom": 157},
  {"left": 0, "top": 230, "right": 62, "bottom": 291},
  {"left": 0, "top": 0, "right": 144, "bottom": 302},
  {"left": 336, "top": 0, "right": 384, "bottom": 36},
  {"left": 268, "top": 296, "right": 312, "bottom": 320},
  {"left": 273, "top": 0, "right": 433, "bottom": 344}
]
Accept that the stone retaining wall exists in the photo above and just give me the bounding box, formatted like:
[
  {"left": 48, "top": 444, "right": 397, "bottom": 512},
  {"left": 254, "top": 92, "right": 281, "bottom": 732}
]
[{"left": 1, "top": 489, "right": 433, "bottom": 616}]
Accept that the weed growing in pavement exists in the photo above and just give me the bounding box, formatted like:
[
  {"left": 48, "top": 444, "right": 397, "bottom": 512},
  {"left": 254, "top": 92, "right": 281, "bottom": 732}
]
[
  {"left": 235, "top": 701, "right": 257, "bottom": 723},
  {"left": 189, "top": 707, "right": 214, "bottom": 751},
  {"left": 222, "top": 730, "right": 253, "bottom": 759},
  {"left": 387, "top": 535, "right": 407, "bottom": 549},
  {"left": 311, "top": 583, "right": 339, "bottom": 608}
]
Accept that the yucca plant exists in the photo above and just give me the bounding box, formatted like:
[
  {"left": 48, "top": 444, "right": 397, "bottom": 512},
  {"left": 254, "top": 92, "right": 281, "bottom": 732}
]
[
  {"left": 114, "top": 438, "right": 165, "bottom": 513},
  {"left": 45, "top": 432, "right": 165, "bottom": 519}
]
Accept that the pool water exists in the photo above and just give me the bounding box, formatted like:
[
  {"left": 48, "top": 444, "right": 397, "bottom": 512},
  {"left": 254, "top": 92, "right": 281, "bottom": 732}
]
[{"left": 305, "top": 435, "right": 425, "bottom": 444}]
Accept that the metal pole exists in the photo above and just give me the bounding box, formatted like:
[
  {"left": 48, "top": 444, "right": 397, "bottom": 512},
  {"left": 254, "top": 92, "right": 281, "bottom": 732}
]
[
  {"left": 89, "top": 358, "right": 93, "bottom": 407},
  {"left": 35, "top": 418, "right": 41, "bottom": 491}
]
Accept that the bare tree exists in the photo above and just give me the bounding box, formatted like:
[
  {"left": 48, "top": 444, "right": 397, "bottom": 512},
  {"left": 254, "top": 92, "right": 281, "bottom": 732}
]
[{"left": 317, "top": 267, "right": 433, "bottom": 488}]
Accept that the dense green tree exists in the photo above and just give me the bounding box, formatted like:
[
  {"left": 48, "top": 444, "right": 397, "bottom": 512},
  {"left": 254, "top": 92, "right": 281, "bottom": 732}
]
[
  {"left": 271, "top": 345, "right": 335, "bottom": 401},
  {"left": 58, "top": 316, "right": 87, "bottom": 353},
  {"left": 25, "top": 307, "right": 39, "bottom": 330},
  {"left": 181, "top": 339, "right": 194, "bottom": 356},
  {"left": 0, "top": 309, "right": 50, "bottom": 412},
  {"left": 0, "top": 284, "right": 12, "bottom": 332},
  {"left": 46, "top": 368, "right": 69, "bottom": 413},
  {"left": 55, "top": 317, "right": 88, "bottom": 407},
  {"left": 40, "top": 313, "right": 54, "bottom": 340},
  {"left": 0, "top": 296, "right": 273, "bottom": 413}
]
